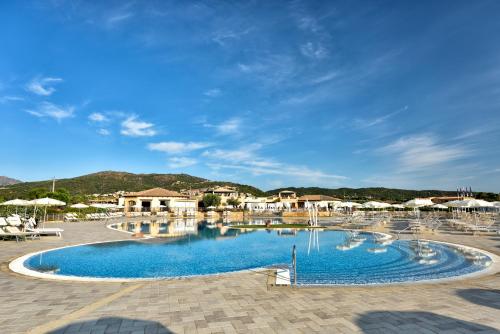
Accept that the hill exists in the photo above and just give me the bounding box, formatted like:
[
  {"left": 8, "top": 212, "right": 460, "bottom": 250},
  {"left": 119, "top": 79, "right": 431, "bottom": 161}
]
[
  {"left": 0, "top": 176, "right": 21, "bottom": 186},
  {"left": 0, "top": 171, "right": 266, "bottom": 199},
  {"left": 266, "top": 187, "right": 459, "bottom": 202}
]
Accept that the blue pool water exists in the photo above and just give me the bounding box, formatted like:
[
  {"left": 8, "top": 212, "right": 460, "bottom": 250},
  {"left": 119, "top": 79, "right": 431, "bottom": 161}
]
[{"left": 24, "top": 222, "right": 491, "bottom": 284}]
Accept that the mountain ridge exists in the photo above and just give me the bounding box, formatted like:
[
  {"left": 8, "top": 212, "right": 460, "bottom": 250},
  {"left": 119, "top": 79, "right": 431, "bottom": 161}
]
[
  {"left": 0, "top": 176, "right": 22, "bottom": 186},
  {"left": 1, "top": 170, "right": 496, "bottom": 202}
]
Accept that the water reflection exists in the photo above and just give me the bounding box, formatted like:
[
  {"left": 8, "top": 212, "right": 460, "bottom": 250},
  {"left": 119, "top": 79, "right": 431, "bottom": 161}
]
[{"left": 111, "top": 218, "right": 252, "bottom": 240}]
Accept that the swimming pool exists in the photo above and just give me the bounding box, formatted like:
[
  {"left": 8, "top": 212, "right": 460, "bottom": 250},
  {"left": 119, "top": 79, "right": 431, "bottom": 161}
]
[{"left": 14, "top": 221, "right": 495, "bottom": 285}]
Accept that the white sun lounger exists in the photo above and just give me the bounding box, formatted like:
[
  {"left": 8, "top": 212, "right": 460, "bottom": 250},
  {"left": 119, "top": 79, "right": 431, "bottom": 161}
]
[
  {"left": 26, "top": 227, "right": 64, "bottom": 237},
  {"left": 2, "top": 226, "right": 40, "bottom": 242}
]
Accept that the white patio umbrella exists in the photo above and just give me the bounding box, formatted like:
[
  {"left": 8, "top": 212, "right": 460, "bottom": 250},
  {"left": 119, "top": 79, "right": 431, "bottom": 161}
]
[
  {"left": 30, "top": 197, "right": 66, "bottom": 225},
  {"left": 0, "top": 199, "right": 31, "bottom": 215},
  {"left": 459, "top": 199, "right": 493, "bottom": 208},
  {"left": 70, "top": 203, "right": 89, "bottom": 209},
  {"left": 0, "top": 199, "right": 31, "bottom": 206},
  {"left": 446, "top": 199, "right": 492, "bottom": 208},
  {"left": 391, "top": 204, "right": 405, "bottom": 210},
  {"left": 404, "top": 198, "right": 434, "bottom": 219},
  {"left": 431, "top": 204, "right": 448, "bottom": 210},
  {"left": 443, "top": 200, "right": 464, "bottom": 208},
  {"left": 403, "top": 198, "right": 434, "bottom": 208},
  {"left": 30, "top": 198, "right": 66, "bottom": 206},
  {"left": 362, "top": 201, "right": 391, "bottom": 209},
  {"left": 339, "top": 201, "right": 362, "bottom": 208}
]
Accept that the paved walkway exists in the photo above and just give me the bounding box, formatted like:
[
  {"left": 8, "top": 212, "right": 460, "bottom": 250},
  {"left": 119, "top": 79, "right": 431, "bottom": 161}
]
[{"left": 1, "top": 221, "right": 499, "bottom": 333}]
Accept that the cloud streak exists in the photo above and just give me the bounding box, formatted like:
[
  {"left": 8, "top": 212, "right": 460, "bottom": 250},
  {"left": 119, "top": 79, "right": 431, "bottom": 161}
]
[
  {"left": 121, "top": 116, "right": 156, "bottom": 137},
  {"left": 148, "top": 141, "right": 211, "bottom": 154},
  {"left": 167, "top": 157, "right": 197, "bottom": 168},
  {"left": 26, "top": 77, "right": 63, "bottom": 96},
  {"left": 25, "top": 102, "right": 75, "bottom": 121},
  {"left": 378, "top": 134, "right": 470, "bottom": 172}
]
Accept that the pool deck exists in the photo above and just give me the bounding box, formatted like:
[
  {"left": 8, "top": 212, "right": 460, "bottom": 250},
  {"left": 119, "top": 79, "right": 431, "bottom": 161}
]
[{"left": 1, "top": 221, "right": 499, "bottom": 333}]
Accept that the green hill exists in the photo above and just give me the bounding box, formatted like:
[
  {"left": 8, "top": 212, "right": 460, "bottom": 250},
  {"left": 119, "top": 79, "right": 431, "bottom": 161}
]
[
  {"left": 1, "top": 171, "right": 497, "bottom": 203},
  {"left": 266, "top": 187, "right": 459, "bottom": 202},
  {"left": 0, "top": 171, "right": 266, "bottom": 199}
]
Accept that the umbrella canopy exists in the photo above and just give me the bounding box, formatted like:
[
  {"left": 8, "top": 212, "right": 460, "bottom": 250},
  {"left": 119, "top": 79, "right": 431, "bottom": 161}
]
[
  {"left": 445, "top": 199, "right": 493, "bottom": 208},
  {"left": 491, "top": 201, "right": 500, "bottom": 208},
  {"left": 443, "top": 200, "right": 464, "bottom": 208},
  {"left": 0, "top": 199, "right": 31, "bottom": 206},
  {"left": 29, "top": 197, "right": 66, "bottom": 206},
  {"left": 404, "top": 198, "right": 434, "bottom": 208},
  {"left": 362, "top": 201, "right": 391, "bottom": 209},
  {"left": 460, "top": 199, "right": 493, "bottom": 208},
  {"left": 391, "top": 204, "right": 405, "bottom": 209},
  {"left": 431, "top": 204, "right": 448, "bottom": 209},
  {"left": 70, "top": 203, "right": 89, "bottom": 209},
  {"left": 339, "top": 201, "right": 362, "bottom": 208}
]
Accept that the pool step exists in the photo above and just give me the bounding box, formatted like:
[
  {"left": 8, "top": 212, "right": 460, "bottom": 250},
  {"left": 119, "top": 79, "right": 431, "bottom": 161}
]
[{"left": 275, "top": 268, "right": 291, "bottom": 286}]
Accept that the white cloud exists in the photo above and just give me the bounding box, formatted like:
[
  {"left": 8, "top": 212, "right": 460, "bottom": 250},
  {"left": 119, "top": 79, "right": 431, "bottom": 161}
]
[
  {"left": 25, "top": 102, "right": 75, "bottom": 121},
  {"left": 120, "top": 116, "right": 156, "bottom": 137},
  {"left": 212, "top": 28, "right": 252, "bottom": 46},
  {"left": 168, "top": 157, "right": 197, "bottom": 169},
  {"left": 353, "top": 106, "right": 407, "bottom": 129},
  {"left": 0, "top": 96, "right": 24, "bottom": 104},
  {"left": 207, "top": 118, "right": 242, "bottom": 135},
  {"left": 104, "top": 3, "right": 135, "bottom": 28},
  {"left": 296, "top": 16, "right": 321, "bottom": 33},
  {"left": 202, "top": 145, "right": 261, "bottom": 162},
  {"left": 89, "top": 112, "right": 108, "bottom": 122},
  {"left": 309, "top": 71, "right": 339, "bottom": 85},
  {"left": 107, "top": 12, "right": 133, "bottom": 25},
  {"left": 378, "top": 134, "right": 470, "bottom": 172},
  {"left": 148, "top": 141, "right": 211, "bottom": 154},
  {"left": 26, "top": 77, "right": 63, "bottom": 96},
  {"left": 203, "top": 145, "right": 346, "bottom": 182},
  {"left": 203, "top": 88, "right": 221, "bottom": 97},
  {"left": 97, "top": 129, "right": 110, "bottom": 136},
  {"left": 300, "top": 42, "right": 328, "bottom": 59}
]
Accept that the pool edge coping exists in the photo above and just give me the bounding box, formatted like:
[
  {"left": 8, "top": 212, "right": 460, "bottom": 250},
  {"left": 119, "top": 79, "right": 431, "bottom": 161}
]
[{"left": 8, "top": 231, "right": 500, "bottom": 285}]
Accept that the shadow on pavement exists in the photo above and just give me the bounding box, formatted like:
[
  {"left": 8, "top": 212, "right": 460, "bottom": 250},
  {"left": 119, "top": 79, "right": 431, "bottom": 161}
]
[
  {"left": 356, "top": 311, "right": 499, "bottom": 333},
  {"left": 48, "top": 316, "right": 172, "bottom": 334},
  {"left": 456, "top": 288, "right": 500, "bottom": 310}
]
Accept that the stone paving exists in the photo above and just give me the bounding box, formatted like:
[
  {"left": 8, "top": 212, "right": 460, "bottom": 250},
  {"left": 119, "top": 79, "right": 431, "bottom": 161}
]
[{"left": 0, "top": 221, "right": 499, "bottom": 333}]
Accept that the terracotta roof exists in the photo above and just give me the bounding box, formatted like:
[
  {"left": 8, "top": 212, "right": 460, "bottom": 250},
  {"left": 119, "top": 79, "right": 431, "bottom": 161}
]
[
  {"left": 298, "top": 195, "right": 339, "bottom": 201},
  {"left": 124, "top": 188, "right": 187, "bottom": 198}
]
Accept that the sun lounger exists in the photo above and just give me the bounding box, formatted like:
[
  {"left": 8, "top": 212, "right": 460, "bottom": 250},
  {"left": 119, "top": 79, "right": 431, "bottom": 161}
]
[
  {"left": 26, "top": 227, "right": 63, "bottom": 237},
  {"left": 6, "top": 216, "right": 22, "bottom": 226},
  {"left": 2, "top": 226, "right": 40, "bottom": 242},
  {"left": 64, "top": 213, "right": 78, "bottom": 221}
]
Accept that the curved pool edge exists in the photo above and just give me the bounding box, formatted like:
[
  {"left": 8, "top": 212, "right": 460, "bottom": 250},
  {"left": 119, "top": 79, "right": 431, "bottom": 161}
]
[
  {"left": 8, "top": 238, "right": 270, "bottom": 283},
  {"left": 9, "top": 234, "right": 500, "bottom": 285}
]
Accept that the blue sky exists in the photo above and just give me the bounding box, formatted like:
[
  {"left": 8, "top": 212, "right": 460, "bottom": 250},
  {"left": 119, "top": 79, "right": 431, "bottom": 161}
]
[{"left": 1, "top": 1, "right": 499, "bottom": 191}]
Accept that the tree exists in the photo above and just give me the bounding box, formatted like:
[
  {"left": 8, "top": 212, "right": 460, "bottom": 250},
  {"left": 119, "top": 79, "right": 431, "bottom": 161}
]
[
  {"left": 28, "top": 187, "right": 49, "bottom": 199},
  {"left": 227, "top": 198, "right": 240, "bottom": 207},
  {"left": 46, "top": 188, "right": 71, "bottom": 203},
  {"left": 203, "top": 194, "right": 221, "bottom": 208}
]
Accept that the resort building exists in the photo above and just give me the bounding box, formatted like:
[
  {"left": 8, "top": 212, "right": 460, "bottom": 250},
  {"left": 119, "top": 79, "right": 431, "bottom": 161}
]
[
  {"left": 123, "top": 188, "right": 197, "bottom": 215},
  {"left": 277, "top": 190, "right": 299, "bottom": 209},
  {"left": 202, "top": 186, "right": 244, "bottom": 205},
  {"left": 297, "top": 195, "right": 341, "bottom": 209}
]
